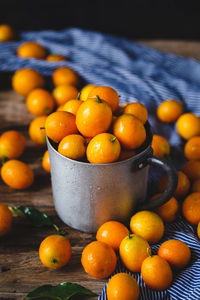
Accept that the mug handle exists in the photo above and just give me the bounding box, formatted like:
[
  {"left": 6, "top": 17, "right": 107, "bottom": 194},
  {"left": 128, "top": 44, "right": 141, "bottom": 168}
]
[{"left": 139, "top": 156, "right": 178, "bottom": 210}]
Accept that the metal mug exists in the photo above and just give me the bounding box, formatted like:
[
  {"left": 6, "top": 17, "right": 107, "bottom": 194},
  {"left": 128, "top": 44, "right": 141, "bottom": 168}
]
[{"left": 47, "top": 122, "right": 178, "bottom": 233}]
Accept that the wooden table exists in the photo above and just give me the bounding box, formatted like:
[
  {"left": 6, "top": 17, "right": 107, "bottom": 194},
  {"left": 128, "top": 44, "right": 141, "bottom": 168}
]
[{"left": 1, "top": 40, "right": 200, "bottom": 300}]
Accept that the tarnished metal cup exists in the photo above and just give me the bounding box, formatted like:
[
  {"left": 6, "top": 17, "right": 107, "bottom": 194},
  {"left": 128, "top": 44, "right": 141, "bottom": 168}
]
[{"left": 47, "top": 122, "right": 177, "bottom": 233}]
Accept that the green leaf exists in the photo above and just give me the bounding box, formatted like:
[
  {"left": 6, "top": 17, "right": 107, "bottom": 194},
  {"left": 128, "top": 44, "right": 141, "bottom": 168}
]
[
  {"left": 10, "top": 206, "right": 53, "bottom": 227},
  {"left": 23, "top": 282, "right": 97, "bottom": 300},
  {"left": 9, "top": 206, "right": 65, "bottom": 235}
]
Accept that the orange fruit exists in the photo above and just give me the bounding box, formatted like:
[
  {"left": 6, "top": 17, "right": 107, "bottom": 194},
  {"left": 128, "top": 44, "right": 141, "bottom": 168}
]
[
  {"left": 130, "top": 210, "right": 164, "bottom": 244},
  {"left": 184, "top": 136, "right": 200, "bottom": 161},
  {"left": 141, "top": 252, "right": 173, "bottom": 291},
  {"left": 1, "top": 160, "right": 34, "bottom": 189},
  {"left": 118, "top": 149, "right": 136, "bottom": 161},
  {"left": 0, "top": 130, "right": 25, "bottom": 159},
  {"left": 17, "top": 41, "right": 46, "bottom": 59},
  {"left": 0, "top": 24, "right": 14, "bottom": 42},
  {"left": 58, "top": 134, "right": 86, "bottom": 160},
  {"left": 29, "top": 116, "right": 47, "bottom": 146},
  {"left": 96, "top": 221, "right": 129, "bottom": 251},
  {"left": 87, "top": 133, "right": 121, "bottom": 164},
  {"left": 158, "top": 170, "right": 190, "bottom": 199},
  {"left": 45, "top": 111, "right": 77, "bottom": 143},
  {"left": 197, "top": 222, "right": 200, "bottom": 238},
  {"left": 182, "top": 192, "right": 200, "bottom": 224},
  {"left": 52, "top": 84, "right": 78, "bottom": 106},
  {"left": 0, "top": 203, "right": 13, "bottom": 237},
  {"left": 158, "top": 239, "right": 191, "bottom": 269},
  {"left": 107, "top": 273, "right": 139, "bottom": 300},
  {"left": 39, "top": 234, "right": 72, "bottom": 269},
  {"left": 152, "top": 135, "right": 170, "bottom": 158},
  {"left": 191, "top": 179, "right": 200, "bottom": 193},
  {"left": 124, "top": 102, "right": 148, "bottom": 124},
  {"left": 46, "top": 54, "right": 66, "bottom": 61},
  {"left": 76, "top": 97, "right": 112, "bottom": 137},
  {"left": 176, "top": 113, "right": 200, "bottom": 140},
  {"left": 119, "top": 233, "right": 150, "bottom": 272},
  {"left": 80, "top": 84, "right": 96, "bottom": 101},
  {"left": 12, "top": 68, "right": 45, "bottom": 96},
  {"left": 113, "top": 114, "right": 146, "bottom": 150},
  {"left": 26, "top": 88, "right": 55, "bottom": 116},
  {"left": 81, "top": 240, "right": 117, "bottom": 279},
  {"left": 62, "top": 97, "right": 83, "bottom": 115},
  {"left": 88, "top": 86, "right": 119, "bottom": 112},
  {"left": 151, "top": 194, "right": 179, "bottom": 223},
  {"left": 157, "top": 99, "right": 183, "bottom": 123},
  {"left": 183, "top": 160, "right": 200, "bottom": 181},
  {"left": 52, "top": 67, "right": 79, "bottom": 86},
  {"left": 42, "top": 150, "right": 50, "bottom": 173}
]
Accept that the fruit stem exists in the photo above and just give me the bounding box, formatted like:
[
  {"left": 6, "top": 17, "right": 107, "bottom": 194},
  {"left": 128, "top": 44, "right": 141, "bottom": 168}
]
[
  {"left": 40, "top": 127, "right": 45, "bottom": 130},
  {"left": 128, "top": 232, "right": 132, "bottom": 239},
  {"left": 77, "top": 92, "right": 81, "bottom": 100},
  {"left": 45, "top": 107, "right": 50, "bottom": 114},
  {"left": 96, "top": 95, "right": 102, "bottom": 103},
  {"left": 53, "top": 224, "right": 65, "bottom": 236},
  {"left": 8, "top": 206, "right": 25, "bottom": 217},
  {"left": 147, "top": 247, "right": 152, "bottom": 257},
  {"left": 51, "top": 258, "right": 58, "bottom": 266},
  {"left": 8, "top": 206, "right": 14, "bottom": 214},
  {"left": 111, "top": 137, "right": 117, "bottom": 143}
]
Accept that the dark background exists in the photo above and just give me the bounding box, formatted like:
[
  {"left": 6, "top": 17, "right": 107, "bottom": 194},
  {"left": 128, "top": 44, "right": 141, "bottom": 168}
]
[{"left": 1, "top": 0, "right": 200, "bottom": 39}]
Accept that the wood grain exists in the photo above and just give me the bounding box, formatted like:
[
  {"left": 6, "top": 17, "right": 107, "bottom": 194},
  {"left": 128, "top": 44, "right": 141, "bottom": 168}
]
[
  {"left": 0, "top": 89, "right": 105, "bottom": 300},
  {"left": 0, "top": 40, "right": 200, "bottom": 300}
]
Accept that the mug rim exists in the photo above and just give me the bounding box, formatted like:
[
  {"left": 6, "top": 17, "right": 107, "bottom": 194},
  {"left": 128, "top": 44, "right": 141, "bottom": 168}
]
[{"left": 47, "top": 121, "right": 153, "bottom": 167}]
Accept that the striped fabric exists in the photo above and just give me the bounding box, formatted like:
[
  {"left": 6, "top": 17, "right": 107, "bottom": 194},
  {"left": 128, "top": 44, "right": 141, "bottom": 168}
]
[
  {"left": 99, "top": 219, "right": 200, "bottom": 300},
  {"left": 0, "top": 28, "right": 200, "bottom": 299}
]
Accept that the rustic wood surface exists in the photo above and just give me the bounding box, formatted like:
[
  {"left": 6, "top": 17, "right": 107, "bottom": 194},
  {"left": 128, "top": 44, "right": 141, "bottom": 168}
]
[{"left": 0, "top": 40, "right": 200, "bottom": 300}]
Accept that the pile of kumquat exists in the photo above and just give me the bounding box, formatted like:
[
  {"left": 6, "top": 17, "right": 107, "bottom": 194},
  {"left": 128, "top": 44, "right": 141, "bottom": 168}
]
[{"left": 0, "top": 24, "right": 200, "bottom": 300}]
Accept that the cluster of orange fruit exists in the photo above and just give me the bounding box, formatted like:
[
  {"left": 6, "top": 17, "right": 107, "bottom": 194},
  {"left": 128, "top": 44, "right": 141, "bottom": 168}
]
[
  {"left": 0, "top": 24, "right": 66, "bottom": 62},
  {"left": 152, "top": 99, "right": 200, "bottom": 159},
  {"left": 153, "top": 99, "right": 200, "bottom": 232},
  {"left": 1, "top": 24, "right": 200, "bottom": 300},
  {"left": 80, "top": 186, "right": 198, "bottom": 300},
  {"left": 0, "top": 26, "right": 73, "bottom": 189},
  {"left": 37, "top": 208, "right": 192, "bottom": 300},
  {"left": 0, "top": 130, "right": 34, "bottom": 189},
  {"left": 44, "top": 88, "right": 148, "bottom": 164},
  {"left": 0, "top": 26, "right": 148, "bottom": 165},
  {"left": 0, "top": 198, "right": 197, "bottom": 300}
]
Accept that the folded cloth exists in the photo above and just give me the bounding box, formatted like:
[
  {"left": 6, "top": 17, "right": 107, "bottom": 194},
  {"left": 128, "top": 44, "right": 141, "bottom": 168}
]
[{"left": 0, "top": 27, "right": 200, "bottom": 299}]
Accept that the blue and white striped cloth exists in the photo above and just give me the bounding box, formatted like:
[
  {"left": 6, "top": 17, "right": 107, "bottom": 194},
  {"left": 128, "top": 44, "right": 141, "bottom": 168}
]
[
  {"left": 99, "top": 218, "right": 200, "bottom": 300},
  {"left": 0, "top": 27, "right": 200, "bottom": 299}
]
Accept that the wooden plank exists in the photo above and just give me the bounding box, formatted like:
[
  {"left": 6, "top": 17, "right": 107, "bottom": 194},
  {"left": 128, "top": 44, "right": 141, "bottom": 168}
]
[
  {"left": 0, "top": 90, "right": 104, "bottom": 299},
  {"left": 139, "top": 40, "right": 200, "bottom": 60}
]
